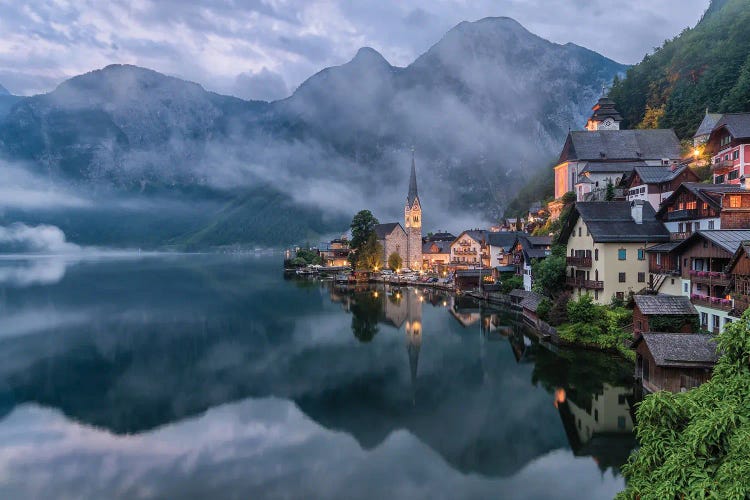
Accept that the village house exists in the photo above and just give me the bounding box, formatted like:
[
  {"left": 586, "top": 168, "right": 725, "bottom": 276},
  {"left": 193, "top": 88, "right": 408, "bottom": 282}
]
[
  {"left": 450, "top": 230, "right": 489, "bottom": 269},
  {"left": 319, "top": 238, "right": 351, "bottom": 267},
  {"left": 655, "top": 182, "right": 750, "bottom": 240},
  {"left": 422, "top": 240, "right": 452, "bottom": 273},
  {"left": 670, "top": 230, "right": 750, "bottom": 333},
  {"left": 622, "top": 164, "right": 700, "bottom": 211},
  {"left": 559, "top": 201, "right": 670, "bottom": 304},
  {"left": 633, "top": 333, "right": 717, "bottom": 394},
  {"left": 511, "top": 234, "right": 552, "bottom": 291},
  {"left": 704, "top": 113, "right": 750, "bottom": 184},
  {"left": 487, "top": 232, "right": 519, "bottom": 273},
  {"left": 632, "top": 294, "right": 698, "bottom": 337},
  {"left": 726, "top": 241, "right": 750, "bottom": 317},
  {"left": 552, "top": 96, "right": 682, "bottom": 206}
]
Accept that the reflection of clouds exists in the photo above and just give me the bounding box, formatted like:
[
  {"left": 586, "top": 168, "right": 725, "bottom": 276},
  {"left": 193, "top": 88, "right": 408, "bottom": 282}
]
[
  {"left": 0, "top": 309, "right": 90, "bottom": 340},
  {"left": 0, "top": 258, "right": 68, "bottom": 287},
  {"left": 0, "top": 399, "right": 624, "bottom": 499}
]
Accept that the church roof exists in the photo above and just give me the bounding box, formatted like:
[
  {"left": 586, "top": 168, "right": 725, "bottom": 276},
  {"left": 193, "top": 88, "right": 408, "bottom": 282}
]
[
  {"left": 408, "top": 153, "right": 419, "bottom": 207},
  {"left": 373, "top": 222, "right": 404, "bottom": 239},
  {"left": 559, "top": 130, "right": 681, "bottom": 164}
]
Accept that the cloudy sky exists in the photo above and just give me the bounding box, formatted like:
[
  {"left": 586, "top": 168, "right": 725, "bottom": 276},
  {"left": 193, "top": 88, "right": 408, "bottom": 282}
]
[{"left": 0, "top": 0, "right": 709, "bottom": 100}]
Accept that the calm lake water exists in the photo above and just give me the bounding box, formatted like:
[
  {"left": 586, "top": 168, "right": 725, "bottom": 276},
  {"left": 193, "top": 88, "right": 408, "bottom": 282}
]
[{"left": 0, "top": 254, "right": 636, "bottom": 499}]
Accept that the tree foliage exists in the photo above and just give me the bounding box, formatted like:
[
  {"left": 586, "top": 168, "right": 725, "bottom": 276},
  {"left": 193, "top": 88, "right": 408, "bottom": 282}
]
[
  {"left": 531, "top": 251, "right": 567, "bottom": 299},
  {"left": 559, "top": 295, "right": 633, "bottom": 359},
  {"left": 608, "top": 0, "right": 750, "bottom": 138},
  {"left": 618, "top": 308, "right": 750, "bottom": 499},
  {"left": 355, "top": 232, "right": 383, "bottom": 271},
  {"left": 350, "top": 210, "right": 379, "bottom": 250},
  {"left": 500, "top": 274, "right": 524, "bottom": 294},
  {"left": 387, "top": 252, "right": 403, "bottom": 271}
]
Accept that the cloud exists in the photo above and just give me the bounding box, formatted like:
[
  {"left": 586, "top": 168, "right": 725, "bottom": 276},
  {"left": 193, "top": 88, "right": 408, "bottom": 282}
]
[
  {"left": 0, "top": 258, "right": 68, "bottom": 287},
  {"left": 0, "top": 1, "right": 709, "bottom": 96},
  {"left": 0, "top": 224, "right": 81, "bottom": 253},
  {"left": 232, "top": 67, "right": 290, "bottom": 101},
  {"left": 0, "top": 162, "right": 91, "bottom": 210}
]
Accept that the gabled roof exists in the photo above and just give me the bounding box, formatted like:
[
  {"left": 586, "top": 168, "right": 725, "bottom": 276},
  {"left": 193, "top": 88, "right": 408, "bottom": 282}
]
[
  {"left": 487, "top": 231, "right": 519, "bottom": 250},
  {"left": 427, "top": 232, "right": 456, "bottom": 242},
  {"left": 645, "top": 240, "right": 682, "bottom": 253},
  {"left": 422, "top": 240, "right": 451, "bottom": 254},
  {"left": 558, "top": 129, "right": 681, "bottom": 164},
  {"left": 580, "top": 161, "right": 646, "bottom": 175},
  {"left": 693, "top": 113, "right": 723, "bottom": 138},
  {"left": 629, "top": 164, "right": 690, "bottom": 184},
  {"left": 454, "top": 229, "right": 489, "bottom": 245},
  {"left": 526, "top": 236, "right": 552, "bottom": 247},
  {"left": 407, "top": 154, "right": 419, "bottom": 207},
  {"left": 672, "top": 230, "right": 750, "bottom": 256},
  {"left": 633, "top": 294, "right": 698, "bottom": 316},
  {"left": 711, "top": 113, "right": 750, "bottom": 141},
  {"left": 655, "top": 182, "right": 747, "bottom": 217},
  {"left": 520, "top": 291, "right": 544, "bottom": 312},
  {"left": 727, "top": 241, "right": 750, "bottom": 272},
  {"left": 373, "top": 222, "right": 404, "bottom": 239},
  {"left": 559, "top": 201, "right": 670, "bottom": 244},
  {"left": 633, "top": 333, "right": 718, "bottom": 368}
]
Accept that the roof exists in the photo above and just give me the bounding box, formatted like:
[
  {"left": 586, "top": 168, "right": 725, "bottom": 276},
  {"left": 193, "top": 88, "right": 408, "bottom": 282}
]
[
  {"left": 580, "top": 161, "right": 646, "bottom": 175},
  {"left": 712, "top": 113, "right": 750, "bottom": 141},
  {"left": 635, "top": 333, "right": 718, "bottom": 368},
  {"left": 693, "top": 113, "right": 723, "bottom": 138},
  {"left": 633, "top": 294, "right": 698, "bottom": 316},
  {"left": 495, "top": 265, "right": 516, "bottom": 272},
  {"left": 559, "top": 129, "right": 681, "bottom": 164},
  {"left": 422, "top": 240, "right": 451, "bottom": 254},
  {"left": 673, "top": 230, "right": 750, "bottom": 255},
  {"left": 407, "top": 153, "right": 419, "bottom": 207},
  {"left": 456, "top": 269, "right": 493, "bottom": 277},
  {"left": 509, "top": 289, "right": 529, "bottom": 298},
  {"left": 526, "top": 236, "right": 552, "bottom": 247},
  {"left": 631, "top": 164, "right": 688, "bottom": 184},
  {"left": 428, "top": 232, "right": 456, "bottom": 242},
  {"left": 588, "top": 96, "right": 623, "bottom": 122},
  {"left": 645, "top": 240, "right": 682, "bottom": 253},
  {"left": 656, "top": 182, "right": 748, "bottom": 217},
  {"left": 487, "top": 231, "right": 519, "bottom": 250},
  {"left": 520, "top": 291, "right": 544, "bottom": 312},
  {"left": 373, "top": 222, "right": 404, "bottom": 239},
  {"left": 727, "top": 241, "right": 750, "bottom": 272},
  {"left": 455, "top": 229, "right": 489, "bottom": 244},
  {"left": 560, "top": 201, "right": 670, "bottom": 244}
]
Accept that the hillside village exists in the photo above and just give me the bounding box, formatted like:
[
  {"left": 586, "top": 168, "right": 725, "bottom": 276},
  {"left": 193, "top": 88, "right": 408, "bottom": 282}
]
[{"left": 290, "top": 96, "right": 750, "bottom": 397}]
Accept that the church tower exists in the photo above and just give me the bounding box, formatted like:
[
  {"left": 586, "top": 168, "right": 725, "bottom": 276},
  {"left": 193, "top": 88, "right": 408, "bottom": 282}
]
[
  {"left": 585, "top": 95, "right": 623, "bottom": 131},
  {"left": 404, "top": 151, "right": 423, "bottom": 270}
]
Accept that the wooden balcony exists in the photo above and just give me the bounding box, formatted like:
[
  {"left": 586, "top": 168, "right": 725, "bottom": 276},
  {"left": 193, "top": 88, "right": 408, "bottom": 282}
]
[
  {"left": 566, "top": 256, "right": 592, "bottom": 268},
  {"left": 649, "top": 264, "right": 680, "bottom": 275},
  {"left": 666, "top": 209, "right": 700, "bottom": 221},
  {"left": 713, "top": 159, "right": 737, "bottom": 172},
  {"left": 689, "top": 270, "right": 730, "bottom": 287},
  {"left": 566, "top": 277, "right": 604, "bottom": 290},
  {"left": 670, "top": 232, "right": 691, "bottom": 241},
  {"left": 691, "top": 294, "right": 733, "bottom": 312}
]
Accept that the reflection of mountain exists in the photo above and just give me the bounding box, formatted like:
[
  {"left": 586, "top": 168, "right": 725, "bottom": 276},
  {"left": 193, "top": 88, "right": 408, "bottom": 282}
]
[{"left": 0, "top": 257, "right": 631, "bottom": 479}]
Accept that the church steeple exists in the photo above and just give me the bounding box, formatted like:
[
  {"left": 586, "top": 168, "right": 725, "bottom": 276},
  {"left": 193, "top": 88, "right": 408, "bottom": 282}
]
[
  {"left": 407, "top": 149, "right": 419, "bottom": 207},
  {"left": 585, "top": 94, "right": 623, "bottom": 131}
]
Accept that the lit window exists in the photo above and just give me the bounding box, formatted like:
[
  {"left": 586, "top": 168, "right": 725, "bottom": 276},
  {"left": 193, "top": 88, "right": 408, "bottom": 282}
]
[{"left": 729, "top": 195, "right": 742, "bottom": 208}]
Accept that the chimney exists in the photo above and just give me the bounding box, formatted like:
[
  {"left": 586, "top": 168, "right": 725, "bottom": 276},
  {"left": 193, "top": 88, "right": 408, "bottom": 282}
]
[
  {"left": 631, "top": 200, "right": 644, "bottom": 224},
  {"left": 742, "top": 176, "right": 750, "bottom": 190}
]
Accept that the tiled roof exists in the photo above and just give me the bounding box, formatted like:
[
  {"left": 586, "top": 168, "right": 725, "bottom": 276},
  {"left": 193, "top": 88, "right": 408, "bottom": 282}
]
[
  {"left": 560, "top": 129, "right": 681, "bottom": 163},
  {"left": 373, "top": 222, "right": 403, "bottom": 239},
  {"left": 520, "top": 291, "right": 544, "bottom": 312},
  {"left": 427, "top": 232, "right": 456, "bottom": 242},
  {"left": 633, "top": 294, "right": 698, "bottom": 316},
  {"left": 713, "top": 113, "right": 750, "bottom": 140},
  {"left": 632, "top": 164, "right": 687, "bottom": 184},
  {"left": 656, "top": 183, "right": 747, "bottom": 216},
  {"left": 636, "top": 333, "right": 718, "bottom": 368},
  {"left": 645, "top": 241, "right": 682, "bottom": 253},
  {"left": 694, "top": 113, "right": 723, "bottom": 138},
  {"left": 580, "top": 161, "right": 646, "bottom": 174},
  {"left": 422, "top": 240, "right": 451, "bottom": 254},
  {"left": 526, "top": 236, "right": 552, "bottom": 246},
  {"left": 457, "top": 229, "right": 489, "bottom": 244},
  {"left": 673, "top": 230, "right": 750, "bottom": 255},
  {"left": 560, "top": 201, "right": 670, "bottom": 244},
  {"left": 487, "top": 231, "right": 519, "bottom": 250}
]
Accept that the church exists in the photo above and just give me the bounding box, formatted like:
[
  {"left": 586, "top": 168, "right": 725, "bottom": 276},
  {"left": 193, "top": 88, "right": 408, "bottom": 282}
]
[{"left": 373, "top": 153, "right": 423, "bottom": 270}]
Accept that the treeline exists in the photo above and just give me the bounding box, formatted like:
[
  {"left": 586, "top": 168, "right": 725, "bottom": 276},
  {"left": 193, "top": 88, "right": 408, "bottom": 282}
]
[{"left": 608, "top": 0, "right": 750, "bottom": 138}]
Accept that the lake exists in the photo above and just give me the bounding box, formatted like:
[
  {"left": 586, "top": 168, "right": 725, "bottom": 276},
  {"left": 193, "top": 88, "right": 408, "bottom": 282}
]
[{"left": 0, "top": 254, "right": 636, "bottom": 499}]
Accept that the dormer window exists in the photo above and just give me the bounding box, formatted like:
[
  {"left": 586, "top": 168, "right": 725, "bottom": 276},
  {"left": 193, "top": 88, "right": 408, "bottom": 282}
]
[{"left": 721, "top": 134, "right": 732, "bottom": 147}]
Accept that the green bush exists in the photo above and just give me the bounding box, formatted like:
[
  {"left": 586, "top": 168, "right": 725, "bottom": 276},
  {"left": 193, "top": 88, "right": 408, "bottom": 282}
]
[
  {"left": 536, "top": 298, "right": 552, "bottom": 321},
  {"left": 500, "top": 275, "right": 524, "bottom": 294}
]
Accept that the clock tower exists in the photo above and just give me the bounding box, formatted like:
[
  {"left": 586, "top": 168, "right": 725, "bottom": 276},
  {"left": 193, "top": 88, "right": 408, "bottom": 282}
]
[
  {"left": 404, "top": 151, "right": 423, "bottom": 271},
  {"left": 585, "top": 95, "right": 622, "bottom": 131}
]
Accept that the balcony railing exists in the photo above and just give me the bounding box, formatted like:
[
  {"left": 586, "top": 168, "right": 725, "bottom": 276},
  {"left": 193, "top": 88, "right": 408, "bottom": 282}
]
[
  {"left": 649, "top": 264, "right": 680, "bottom": 275},
  {"left": 670, "top": 232, "right": 691, "bottom": 241},
  {"left": 691, "top": 294, "right": 733, "bottom": 311},
  {"left": 667, "top": 209, "right": 700, "bottom": 221},
  {"left": 566, "top": 277, "right": 604, "bottom": 290},
  {"left": 566, "top": 256, "right": 592, "bottom": 268},
  {"left": 689, "top": 270, "right": 731, "bottom": 286},
  {"left": 713, "top": 159, "right": 736, "bottom": 171}
]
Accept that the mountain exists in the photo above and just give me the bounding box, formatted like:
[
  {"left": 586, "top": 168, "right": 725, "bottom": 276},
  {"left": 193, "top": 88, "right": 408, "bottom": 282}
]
[
  {"left": 0, "top": 17, "right": 626, "bottom": 248},
  {"left": 609, "top": 0, "right": 750, "bottom": 138},
  {"left": 0, "top": 83, "right": 22, "bottom": 120}
]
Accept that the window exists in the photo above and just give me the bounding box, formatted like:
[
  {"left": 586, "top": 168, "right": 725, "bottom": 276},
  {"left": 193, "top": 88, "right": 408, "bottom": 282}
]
[
  {"left": 618, "top": 394, "right": 626, "bottom": 405},
  {"left": 694, "top": 222, "right": 700, "bottom": 231},
  {"left": 616, "top": 292, "right": 624, "bottom": 300},
  {"left": 619, "top": 272, "right": 626, "bottom": 282},
  {"left": 708, "top": 220, "right": 715, "bottom": 230},
  {"left": 643, "top": 359, "right": 650, "bottom": 381},
  {"left": 733, "top": 150, "right": 740, "bottom": 160},
  {"left": 713, "top": 315, "right": 720, "bottom": 329},
  {"left": 678, "top": 223, "right": 684, "bottom": 233},
  {"left": 637, "top": 249, "right": 645, "bottom": 260},
  {"left": 656, "top": 253, "right": 662, "bottom": 265},
  {"left": 729, "top": 170, "right": 739, "bottom": 180},
  {"left": 618, "top": 248, "right": 626, "bottom": 260},
  {"left": 701, "top": 312, "right": 708, "bottom": 327},
  {"left": 729, "top": 195, "right": 742, "bottom": 208},
  {"left": 638, "top": 272, "right": 645, "bottom": 283},
  {"left": 578, "top": 227, "right": 582, "bottom": 237},
  {"left": 594, "top": 249, "right": 599, "bottom": 261},
  {"left": 716, "top": 174, "right": 725, "bottom": 184},
  {"left": 684, "top": 282, "right": 689, "bottom": 293},
  {"left": 721, "top": 134, "right": 732, "bottom": 147},
  {"left": 637, "top": 320, "right": 643, "bottom": 330},
  {"left": 594, "top": 409, "right": 599, "bottom": 422}
]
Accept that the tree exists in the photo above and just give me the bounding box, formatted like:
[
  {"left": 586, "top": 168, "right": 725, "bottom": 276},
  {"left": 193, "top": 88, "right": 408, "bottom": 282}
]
[
  {"left": 531, "top": 253, "right": 567, "bottom": 299},
  {"left": 605, "top": 181, "right": 615, "bottom": 201},
  {"left": 350, "top": 210, "right": 379, "bottom": 250},
  {"left": 355, "top": 233, "right": 383, "bottom": 271},
  {"left": 387, "top": 252, "right": 403, "bottom": 271},
  {"left": 618, "top": 308, "right": 750, "bottom": 499}
]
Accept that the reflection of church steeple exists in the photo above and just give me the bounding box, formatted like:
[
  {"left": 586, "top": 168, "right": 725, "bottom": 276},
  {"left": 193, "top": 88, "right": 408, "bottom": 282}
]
[{"left": 404, "top": 290, "right": 423, "bottom": 403}]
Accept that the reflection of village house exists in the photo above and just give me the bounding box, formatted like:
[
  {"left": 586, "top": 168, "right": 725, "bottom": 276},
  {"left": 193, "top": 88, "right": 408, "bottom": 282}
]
[
  {"left": 552, "top": 96, "right": 681, "bottom": 208},
  {"left": 560, "top": 201, "right": 670, "bottom": 304},
  {"left": 557, "top": 383, "right": 636, "bottom": 473},
  {"left": 633, "top": 333, "right": 718, "bottom": 393}
]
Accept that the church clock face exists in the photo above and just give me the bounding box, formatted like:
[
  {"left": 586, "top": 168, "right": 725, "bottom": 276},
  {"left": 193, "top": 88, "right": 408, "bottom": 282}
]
[{"left": 601, "top": 118, "right": 614, "bottom": 129}]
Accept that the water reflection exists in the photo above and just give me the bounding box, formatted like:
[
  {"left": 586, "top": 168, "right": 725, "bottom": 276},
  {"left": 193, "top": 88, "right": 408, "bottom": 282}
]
[{"left": 0, "top": 256, "right": 636, "bottom": 498}]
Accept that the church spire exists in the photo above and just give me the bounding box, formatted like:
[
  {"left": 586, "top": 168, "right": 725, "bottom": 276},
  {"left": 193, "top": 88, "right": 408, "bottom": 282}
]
[{"left": 408, "top": 148, "right": 419, "bottom": 206}]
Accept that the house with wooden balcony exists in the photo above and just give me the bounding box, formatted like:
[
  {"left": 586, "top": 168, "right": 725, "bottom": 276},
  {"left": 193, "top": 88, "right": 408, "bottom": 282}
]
[
  {"left": 655, "top": 182, "right": 750, "bottom": 239},
  {"left": 449, "top": 230, "right": 489, "bottom": 270},
  {"left": 726, "top": 241, "right": 750, "bottom": 318},
  {"left": 669, "top": 230, "right": 750, "bottom": 333},
  {"left": 559, "top": 200, "right": 670, "bottom": 304},
  {"left": 704, "top": 113, "right": 750, "bottom": 184},
  {"left": 621, "top": 164, "right": 700, "bottom": 211}
]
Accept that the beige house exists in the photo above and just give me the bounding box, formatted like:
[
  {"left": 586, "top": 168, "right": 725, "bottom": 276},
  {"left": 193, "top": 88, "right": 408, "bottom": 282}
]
[
  {"left": 559, "top": 201, "right": 670, "bottom": 304},
  {"left": 450, "top": 230, "right": 489, "bottom": 269}
]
